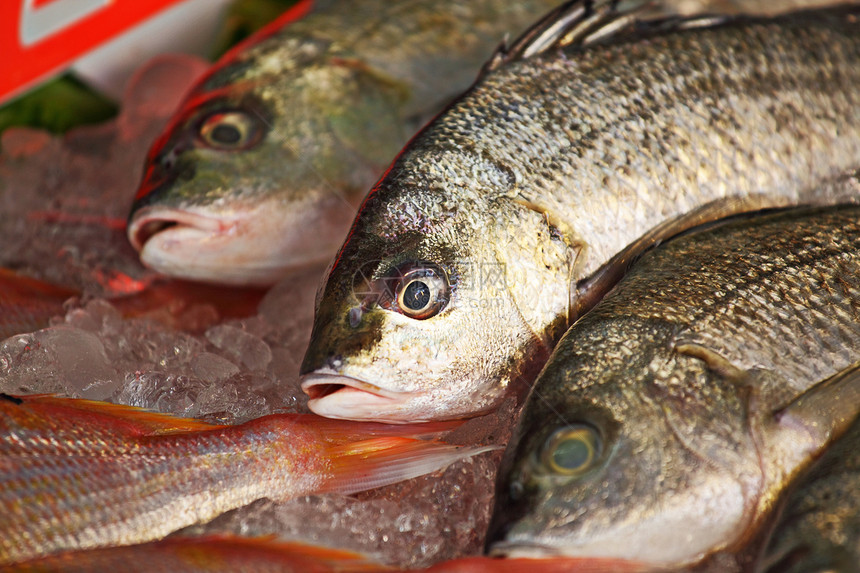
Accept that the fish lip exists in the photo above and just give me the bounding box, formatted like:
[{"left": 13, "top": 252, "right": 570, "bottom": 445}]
[
  {"left": 301, "top": 370, "right": 398, "bottom": 401},
  {"left": 301, "top": 370, "right": 416, "bottom": 421},
  {"left": 128, "top": 206, "right": 230, "bottom": 252}
]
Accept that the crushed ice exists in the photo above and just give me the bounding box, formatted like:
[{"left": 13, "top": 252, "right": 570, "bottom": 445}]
[{"left": 0, "top": 52, "right": 516, "bottom": 566}]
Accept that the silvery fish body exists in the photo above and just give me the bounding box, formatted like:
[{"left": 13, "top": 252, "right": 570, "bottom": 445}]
[
  {"left": 487, "top": 201, "right": 860, "bottom": 568},
  {"left": 127, "top": 0, "right": 560, "bottom": 285},
  {"left": 300, "top": 1, "right": 860, "bottom": 422}
]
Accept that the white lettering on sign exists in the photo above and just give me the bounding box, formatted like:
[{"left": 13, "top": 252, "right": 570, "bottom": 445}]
[{"left": 20, "top": 0, "right": 112, "bottom": 46}]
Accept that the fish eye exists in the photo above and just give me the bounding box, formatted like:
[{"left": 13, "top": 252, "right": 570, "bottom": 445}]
[
  {"left": 198, "top": 110, "right": 263, "bottom": 150},
  {"left": 394, "top": 265, "right": 449, "bottom": 320},
  {"left": 541, "top": 424, "right": 600, "bottom": 476}
]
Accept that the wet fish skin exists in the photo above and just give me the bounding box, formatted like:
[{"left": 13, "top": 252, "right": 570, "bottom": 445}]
[
  {"left": 0, "top": 270, "right": 77, "bottom": 339},
  {"left": 299, "top": 2, "right": 860, "bottom": 422},
  {"left": 753, "top": 413, "right": 860, "bottom": 573},
  {"left": 0, "top": 536, "right": 386, "bottom": 573},
  {"left": 0, "top": 536, "right": 655, "bottom": 573},
  {"left": 0, "top": 269, "right": 267, "bottom": 339},
  {"left": 0, "top": 394, "right": 485, "bottom": 565},
  {"left": 486, "top": 204, "right": 860, "bottom": 568},
  {"left": 127, "top": 0, "right": 561, "bottom": 285}
]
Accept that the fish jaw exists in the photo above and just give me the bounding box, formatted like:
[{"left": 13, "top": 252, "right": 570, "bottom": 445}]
[
  {"left": 489, "top": 473, "right": 749, "bottom": 566},
  {"left": 300, "top": 367, "right": 492, "bottom": 424},
  {"left": 301, "top": 371, "right": 423, "bottom": 423},
  {"left": 128, "top": 195, "right": 355, "bottom": 285}
]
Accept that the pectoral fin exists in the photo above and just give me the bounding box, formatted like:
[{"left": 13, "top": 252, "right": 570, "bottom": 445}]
[
  {"left": 321, "top": 439, "right": 499, "bottom": 495},
  {"left": 754, "top": 362, "right": 860, "bottom": 513},
  {"left": 769, "top": 362, "right": 860, "bottom": 459},
  {"left": 1, "top": 394, "right": 221, "bottom": 436}
]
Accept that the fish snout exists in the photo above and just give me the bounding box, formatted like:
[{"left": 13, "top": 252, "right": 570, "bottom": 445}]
[
  {"left": 300, "top": 371, "right": 415, "bottom": 422},
  {"left": 128, "top": 207, "right": 224, "bottom": 253},
  {"left": 484, "top": 469, "right": 537, "bottom": 555}
]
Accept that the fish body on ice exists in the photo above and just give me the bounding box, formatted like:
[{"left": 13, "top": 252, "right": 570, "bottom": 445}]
[
  {"left": 1, "top": 536, "right": 386, "bottom": 573},
  {"left": 0, "top": 270, "right": 77, "bottom": 340},
  {"left": 300, "top": 0, "right": 860, "bottom": 423},
  {"left": 0, "top": 394, "right": 486, "bottom": 564},
  {"left": 0, "top": 269, "right": 266, "bottom": 339},
  {"left": 0, "top": 536, "right": 652, "bottom": 573},
  {"left": 127, "top": 0, "right": 561, "bottom": 285},
  {"left": 486, "top": 203, "right": 860, "bottom": 568}
]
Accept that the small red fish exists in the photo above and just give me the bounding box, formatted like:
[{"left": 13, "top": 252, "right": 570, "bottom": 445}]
[
  {"left": 0, "top": 269, "right": 266, "bottom": 339},
  {"left": 109, "top": 278, "right": 267, "bottom": 332},
  {"left": 0, "top": 394, "right": 488, "bottom": 565},
  {"left": 0, "top": 536, "right": 386, "bottom": 573},
  {"left": 0, "top": 535, "right": 657, "bottom": 573},
  {"left": 0, "top": 269, "right": 77, "bottom": 340}
]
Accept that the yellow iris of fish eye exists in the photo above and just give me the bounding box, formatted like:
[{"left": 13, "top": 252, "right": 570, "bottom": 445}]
[
  {"left": 198, "top": 111, "right": 260, "bottom": 150},
  {"left": 541, "top": 425, "right": 600, "bottom": 475},
  {"left": 394, "top": 266, "right": 449, "bottom": 320}
]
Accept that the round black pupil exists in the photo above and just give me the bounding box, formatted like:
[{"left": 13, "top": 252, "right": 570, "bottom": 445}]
[
  {"left": 553, "top": 436, "right": 591, "bottom": 470},
  {"left": 211, "top": 123, "right": 242, "bottom": 145},
  {"left": 403, "top": 280, "right": 431, "bottom": 311}
]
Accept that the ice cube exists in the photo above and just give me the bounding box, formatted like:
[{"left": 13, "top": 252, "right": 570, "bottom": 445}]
[
  {"left": 0, "top": 325, "right": 120, "bottom": 399},
  {"left": 206, "top": 324, "right": 272, "bottom": 371},
  {"left": 191, "top": 351, "right": 241, "bottom": 382}
]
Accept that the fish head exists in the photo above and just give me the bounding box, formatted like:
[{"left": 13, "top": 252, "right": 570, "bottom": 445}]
[
  {"left": 300, "top": 154, "right": 559, "bottom": 422},
  {"left": 487, "top": 316, "right": 762, "bottom": 567},
  {"left": 128, "top": 35, "right": 408, "bottom": 285}
]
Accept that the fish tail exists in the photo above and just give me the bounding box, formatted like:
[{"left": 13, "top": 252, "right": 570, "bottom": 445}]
[{"left": 320, "top": 438, "right": 498, "bottom": 494}]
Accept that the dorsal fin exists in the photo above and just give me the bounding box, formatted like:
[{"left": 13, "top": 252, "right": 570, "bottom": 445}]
[
  {"left": 486, "top": 0, "right": 728, "bottom": 72},
  {"left": 5, "top": 394, "right": 222, "bottom": 435}
]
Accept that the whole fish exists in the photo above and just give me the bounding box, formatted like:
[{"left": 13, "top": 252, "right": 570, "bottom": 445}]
[
  {"left": 1, "top": 536, "right": 386, "bottom": 573},
  {"left": 485, "top": 204, "right": 860, "bottom": 568},
  {"left": 0, "top": 394, "right": 487, "bottom": 565},
  {"left": 0, "top": 270, "right": 76, "bottom": 339},
  {"left": 298, "top": 1, "right": 860, "bottom": 423},
  {"left": 0, "top": 269, "right": 266, "bottom": 339},
  {"left": 753, "top": 415, "right": 860, "bottom": 573},
  {"left": 1, "top": 535, "right": 651, "bottom": 573},
  {"left": 0, "top": 536, "right": 384, "bottom": 573},
  {"left": 127, "top": 0, "right": 561, "bottom": 285}
]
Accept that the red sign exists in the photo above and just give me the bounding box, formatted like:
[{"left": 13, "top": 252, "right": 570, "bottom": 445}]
[{"left": 0, "top": 0, "right": 190, "bottom": 104}]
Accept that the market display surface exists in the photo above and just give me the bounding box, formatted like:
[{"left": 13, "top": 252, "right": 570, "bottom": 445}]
[{"left": 1, "top": 0, "right": 859, "bottom": 571}]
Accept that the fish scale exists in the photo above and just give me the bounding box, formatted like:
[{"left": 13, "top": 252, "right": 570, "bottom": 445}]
[
  {"left": 586, "top": 210, "right": 860, "bottom": 390},
  {"left": 0, "top": 396, "right": 487, "bottom": 565},
  {"left": 489, "top": 203, "right": 860, "bottom": 567},
  {"left": 301, "top": 2, "right": 860, "bottom": 422}
]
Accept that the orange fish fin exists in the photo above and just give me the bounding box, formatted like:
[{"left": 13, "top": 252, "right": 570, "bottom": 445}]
[
  {"left": 169, "top": 535, "right": 390, "bottom": 571},
  {"left": 17, "top": 535, "right": 391, "bottom": 572},
  {"left": 9, "top": 394, "right": 223, "bottom": 435},
  {"left": 321, "top": 437, "right": 499, "bottom": 494}
]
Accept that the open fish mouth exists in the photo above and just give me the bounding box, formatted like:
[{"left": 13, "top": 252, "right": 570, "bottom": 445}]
[
  {"left": 127, "top": 204, "right": 326, "bottom": 285},
  {"left": 128, "top": 199, "right": 349, "bottom": 285},
  {"left": 301, "top": 371, "right": 415, "bottom": 422},
  {"left": 128, "top": 207, "right": 228, "bottom": 252}
]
